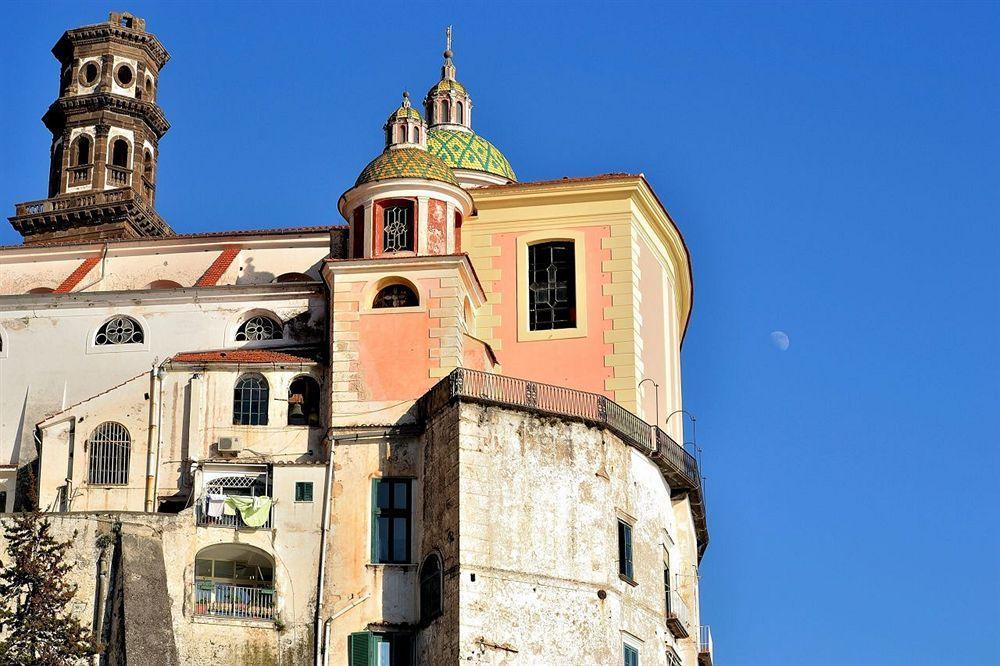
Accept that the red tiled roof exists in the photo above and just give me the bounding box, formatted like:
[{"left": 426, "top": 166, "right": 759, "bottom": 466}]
[
  {"left": 476, "top": 173, "right": 640, "bottom": 190},
  {"left": 194, "top": 247, "right": 240, "bottom": 287},
  {"left": 171, "top": 350, "right": 316, "bottom": 364},
  {"left": 53, "top": 255, "right": 101, "bottom": 293}
]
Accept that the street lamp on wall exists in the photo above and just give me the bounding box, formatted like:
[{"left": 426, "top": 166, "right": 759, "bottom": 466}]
[{"left": 637, "top": 378, "right": 659, "bottom": 427}]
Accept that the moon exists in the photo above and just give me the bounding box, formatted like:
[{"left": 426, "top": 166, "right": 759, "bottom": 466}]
[{"left": 770, "top": 330, "right": 790, "bottom": 351}]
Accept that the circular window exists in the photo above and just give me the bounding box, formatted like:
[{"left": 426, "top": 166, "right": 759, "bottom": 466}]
[
  {"left": 115, "top": 64, "right": 134, "bottom": 87},
  {"left": 79, "top": 62, "right": 100, "bottom": 86}
]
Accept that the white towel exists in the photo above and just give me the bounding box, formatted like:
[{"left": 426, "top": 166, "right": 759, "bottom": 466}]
[{"left": 206, "top": 494, "right": 226, "bottom": 518}]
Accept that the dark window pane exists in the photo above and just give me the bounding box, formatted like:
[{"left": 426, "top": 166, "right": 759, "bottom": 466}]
[
  {"left": 393, "top": 482, "right": 408, "bottom": 509},
  {"left": 195, "top": 559, "right": 212, "bottom": 577},
  {"left": 377, "top": 481, "right": 390, "bottom": 509},
  {"left": 378, "top": 517, "right": 390, "bottom": 562},
  {"left": 392, "top": 517, "right": 408, "bottom": 561},
  {"left": 528, "top": 242, "right": 576, "bottom": 331},
  {"left": 214, "top": 560, "right": 235, "bottom": 579}
]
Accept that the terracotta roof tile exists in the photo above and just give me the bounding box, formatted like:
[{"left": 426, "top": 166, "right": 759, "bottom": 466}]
[
  {"left": 53, "top": 255, "right": 101, "bottom": 293},
  {"left": 171, "top": 350, "right": 316, "bottom": 364},
  {"left": 475, "top": 173, "right": 639, "bottom": 190},
  {"left": 194, "top": 247, "right": 240, "bottom": 287}
]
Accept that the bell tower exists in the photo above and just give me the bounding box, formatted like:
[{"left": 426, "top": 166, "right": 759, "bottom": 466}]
[{"left": 9, "top": 11, "right": 173, "bottom": 245}]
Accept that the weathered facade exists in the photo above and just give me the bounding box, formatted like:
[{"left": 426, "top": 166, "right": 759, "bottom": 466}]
[{"left": 0, "top": 14, "right": 713, "bottom": 666}]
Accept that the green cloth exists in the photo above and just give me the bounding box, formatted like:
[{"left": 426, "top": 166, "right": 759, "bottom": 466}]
[{"left": 224, "top": 495, "right": 272, "bottom": 528}]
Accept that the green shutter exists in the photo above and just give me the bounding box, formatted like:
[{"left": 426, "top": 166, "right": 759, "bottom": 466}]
[
  {"left": 371, "top": 479, "right": 380, "bottom": 563},
  {"left": 348, "top": 631, "right": 372, "bottom": 666}
]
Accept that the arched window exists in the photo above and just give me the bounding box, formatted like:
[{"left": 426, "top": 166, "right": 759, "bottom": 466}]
[
  {"left": 412, "top": 126, "right": 419, "bottom": 143},
  {"left": 194, "top": 544, "right": 275, "bottom": 620},
  {"left": 398, "top": 125, "right": 407, "bottom": 143},
  {"left": 143, "top": 150, "right": 153, "bottom": 180},
  {"left": 146, "top": 280, "right": 183, "bottom": 290},
  {"left": 456, "top": 102, "right": 464, "bottom": 124},
  {"left": 440, "top": 100, "right": 450, "bottom": 123},
  {"left": 287, "top": 375, "right": 320, "bottom": 426},
  {"left": 373, "top": 283, "right": 418, "bottom": 309},
  {"left": 95, "top": 316, "right": 144, "bottom": 345},
  {"left": 28, "top": 287, "right": 55, "bottom": 294},
  {"left": 420, "top": 553, "right": 443, "bottom": 623},
  {"left": 274, "top": 272, "right": 312, "bottom": 284},
  {"left": 111, "top": 138, "right": 129, "bottom": 168},
  {"left": 48, "top": 142, "right": 63, "bottom": 197},
  {"left": 88, "top": 422, "right": 131, "bottom": 485},
  {"left": 73, "top": 135, "right": 92, "bottom": 166},
  {"left": 527, "top": 241, "right": 576, "bottom": 331},
  {"left": 235, "top": 315, "right": 282, "bottom": 342},
  {"left": 234, "top": 374, "right": 269, "bottom": 426},
  {"left": 382, "top": 201, "right": 414, "bottom": 252}
]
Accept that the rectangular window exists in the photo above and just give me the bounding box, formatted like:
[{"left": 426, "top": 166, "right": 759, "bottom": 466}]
[
  {"left": 382, "top": 201, "right": 415, "bottom": 253},
  {"left": 528, "top": 241, "right": 576, "bottom": 331},
  {"left": 623, "top": 643, "right": 639, "bottom": 666},
  {"left": 294, "top": 481, "right": 314, "bottom": 502},
  {"left": 349, "top": 631, "right": 413, "bottom": 666},
  {"left": 372, "top": 479, "right": 411, "bottom": 564},
  {"left": 618, "top": 519, "right": 634, "bottom": 582}
]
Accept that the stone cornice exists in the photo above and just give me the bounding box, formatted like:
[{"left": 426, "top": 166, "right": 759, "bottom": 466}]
[
  {"left": 53, "top": 24, "right": 170, "bottom": 69},
  {"left": 43, "top": 94, "right": 170, "bottom": 138},
  {"left": 10, "top": 188, "right": 173, "bottom": 240}
]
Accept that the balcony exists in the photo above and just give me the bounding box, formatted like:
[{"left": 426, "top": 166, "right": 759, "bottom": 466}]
[
  {"left": 420, "top": 368, "right": 709, "bottom": 558},
  {"left": 106, "top": 165, "right": 132, "bottom": 187},
  {"left": 68, "top": 164, "right": 92, "bottom": 185},
  {"left": 196, "top": 498, "right": 272, "bottom": 529},
  {"left": 11, "top": 186, "right": 172, "bottom": 239},
  {"left": 194, "top": 582, "right": 274, "bottom": 621},
  {"left": 666, "top": 588, "right": 691, "bottom": 639},
  {"left": 699, "top": 625, "right": 714, "bottom": 666}
]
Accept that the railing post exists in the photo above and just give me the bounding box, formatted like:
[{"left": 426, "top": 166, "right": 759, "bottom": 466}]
[
  {"left": 597, "top": 396, "right": 608, "bottom": 423},
  {"left": 525, "top": 382, "right": 538, "bottom": 408}
]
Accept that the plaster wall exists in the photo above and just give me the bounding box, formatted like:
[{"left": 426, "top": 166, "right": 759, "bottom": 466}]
[{"left": 0, "top": 287, "right": 324, "bottom": 466}]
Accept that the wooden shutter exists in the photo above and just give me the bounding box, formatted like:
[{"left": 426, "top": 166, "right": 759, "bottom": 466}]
[{"left": 348, "top": 632, "right": 371, "bottom": 666}]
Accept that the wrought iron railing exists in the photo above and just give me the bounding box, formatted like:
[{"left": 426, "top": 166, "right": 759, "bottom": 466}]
[
  {"left": 194, "top": 582, "right": 274, "bottom": 620},
  {"left": 424, "top": 368, "right": 698, "bottom": 488},
  {"left": 196, "top": 497, "right": 271, "bottom": 530},
  {"left": 699, "top": 625, "right": 714, "bottom": 656},
  {"left": 667, "top": 588, "right": 692, "bottom": 636}
]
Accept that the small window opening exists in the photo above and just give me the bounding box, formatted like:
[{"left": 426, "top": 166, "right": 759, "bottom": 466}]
[
  {"left": 456, "top": 102, "right": 464, "bottom": 124},
  {"left": 528, "top": 241, "right": 577, "bottom": 331},
  {"left": 233, "top": 374, "right": 269, "bottom": 426},
  {"left": 74, "top": 136, "right": 92, "bottom": 166},
  {"left": 373, "top": 284, "right": 418, "bottom": 309},
  {"left": 111, "top": 139, "right": 129, "bottom": 168},
  {"left": 382, "top": 201, "right": 414, "bottom": 252},
  {"left": 287, "top": 376, "right": 320, "bottom": 427}
]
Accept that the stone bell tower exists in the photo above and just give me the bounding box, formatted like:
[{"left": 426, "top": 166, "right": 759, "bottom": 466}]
[{"left": 8, "top": 11, "right": 173, "bottom": 245}]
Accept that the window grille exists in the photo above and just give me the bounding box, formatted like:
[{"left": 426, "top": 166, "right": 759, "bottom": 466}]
[
  {"left": 95, "top": 316, "right": 144, "bottom": 345},
  {"left": 235, "top": 316, "right": 282, "bottom": 342},
  {"left": 373, "top": 284, "right": 418, "bottom": 309},
  {"left": 87, "top": 422, "right": 131, "bottom": 485},
  {"left": 420, "top": 553, "right": 443, "bottom": 622},
  {"left": 528, "top": 241, "right": 576, "bottom": 330},
  {"left": 233, "top": 375, "right": 269, "bottom": 425},
  {"left": 383, "top": 205, "right": 413, "bottom": 252}
]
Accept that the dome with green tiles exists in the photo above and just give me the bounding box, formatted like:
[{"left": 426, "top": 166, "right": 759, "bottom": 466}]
[
  {"left": 427, "top": 128, "right": 517, "bottom": 182},
  {"left": 425, "top": 78, "right": 467, "bottom": 98},
  {"left": 386, "top": 95, "right": 423, "bottom": 124},
  {"left": 355, "top": 147, "right": 458, "bottom": 187}
]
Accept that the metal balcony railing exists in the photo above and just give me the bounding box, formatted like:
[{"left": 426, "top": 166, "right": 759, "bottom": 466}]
[
  {"left": 196, "top": 497, "right": 271, "bottom": 530},
  {"left": 194, "top": 582, "right": 274, "bottom": 620},
  {"left": 423, "top": 368, "right": 700, "bottom": 489},
  {"left": 666, "top": 588, "right": 692, "bottom": 639},
  {"left": 699, "top": 625, "right": 714, "bottom": 666}
]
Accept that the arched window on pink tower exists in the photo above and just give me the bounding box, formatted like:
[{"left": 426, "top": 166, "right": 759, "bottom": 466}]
[
  {"left": 398, "top": 125, "right": 407, "bottom": 143},
  {"left": 456, "top": 102, "right": 464, "bottom": 125},
  {"left": 376, "top": 199, "right": 416, "bottom": 254},
  {"left": 440, "top": 100, "right": 450, "bottom": 123}
]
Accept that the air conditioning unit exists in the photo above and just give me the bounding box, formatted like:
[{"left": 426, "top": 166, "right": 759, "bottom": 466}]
[{"left": 218, "top": 436, "right": 242, "bottom": 453}]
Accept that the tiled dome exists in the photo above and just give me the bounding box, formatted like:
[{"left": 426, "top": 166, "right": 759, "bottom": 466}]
[
  {"left": 426, "top": 79, "right": 467, "bottom": 97},
  {"left": 355, "top": 147, "right": 458, "bottom": 187},
  {"left": 427, "top": 128, "right": 516, "bottom": 182}
]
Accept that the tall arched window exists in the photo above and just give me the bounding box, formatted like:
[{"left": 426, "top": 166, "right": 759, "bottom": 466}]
[
  {"left": 73, "top": 135, "right": 92, "bottom": 166},
  {"left": 527, "top": 241, "right": 576, "bottom": 331},
  {"left": 111, "top": 138, "right": 129, "bottom": 168},
  {"left": 288, "top": 375, "right": 320, "bottom": 426},
  {"left": 88, "top": 422, "right": 131, "bottom": 485},
  {"left": 412, "top": 126, "right": 419, "bottom": 143},
  {"left": 95, "top": 316, "right": 144, "bottom": 345},
  {"left": 456, "top": 102, "right": 464, "bottom": 124},
  {"left": 382, "top": 201, "right": 414, "bottom": 252},
  {"left": 440, "top": 100, "right": 450, "bottom": 123},
  {"left": 235, "top": 315, "right": 282, "bottom": 341},
  {"left": 234, "top": 374, "right": 269, "bottom": 426},
  {"left": 48, "top": 142, "right": 64, "bottom": 197},
  {"left": 143, "top": 150, "right": 153, "bottom": 179},
  {"left": 420, "top": 553, "right": 443, "bottom": 623},
  {"left": 398, "top": 125, "right": 407, "bottom": 143},
  {"left": 373, "top": 283, "right": 418, "bottom": 308}
]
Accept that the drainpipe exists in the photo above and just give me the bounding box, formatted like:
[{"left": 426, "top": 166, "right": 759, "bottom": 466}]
[
  {"left": 77, "top": 241, "right": 110, "bottom": 292},
  {"left": 143, "top": 363, "right": 166, "bottom": 512},
  {"left": 92, "top": 539, "right": 111, "bottom": 665},
  {"left": 313, "top": 431, "right": 397, "bottom": 666}
]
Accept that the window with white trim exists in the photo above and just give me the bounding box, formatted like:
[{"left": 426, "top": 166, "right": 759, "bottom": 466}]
[
  {"left": 235, "top": 315, "right": 282, "bottom": 342},
  {"left": 95, "top": 316, "right": 144, "bottom": 346}
]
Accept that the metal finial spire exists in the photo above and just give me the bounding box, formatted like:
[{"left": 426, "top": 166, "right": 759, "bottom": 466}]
[
  {"left": 402, "top": 91, "right": 411, "bottom": 108},
  {"left": 441, "top": 26, "right": 456, "bottom": 80}
]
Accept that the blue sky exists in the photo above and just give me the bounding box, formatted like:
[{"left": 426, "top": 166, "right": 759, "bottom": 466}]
[{"left": 1, "top": 2, "right": 997, "bottom": 663}]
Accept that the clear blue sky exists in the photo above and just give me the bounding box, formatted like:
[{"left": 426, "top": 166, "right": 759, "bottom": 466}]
[{"left": 1, "top": 2, "right": 997, "bottom": 663}]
